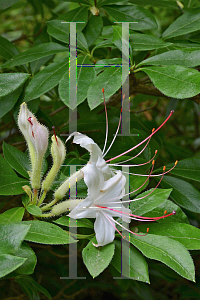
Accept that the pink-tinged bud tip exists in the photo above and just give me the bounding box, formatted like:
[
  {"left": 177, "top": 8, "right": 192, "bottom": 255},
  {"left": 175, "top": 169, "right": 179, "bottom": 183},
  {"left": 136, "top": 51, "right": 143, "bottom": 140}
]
[{"left": 172, "top": 210, "right": 176, "bottom": 215}]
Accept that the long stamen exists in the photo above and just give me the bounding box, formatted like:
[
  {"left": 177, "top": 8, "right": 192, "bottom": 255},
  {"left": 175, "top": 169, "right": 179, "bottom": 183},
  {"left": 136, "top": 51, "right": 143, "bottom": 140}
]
[
  {"left": 102, "top": 88, "right": 109, "bottom": 155},
  {"left": 98, "top": 205, "right": 176, "bottom": 222},
  {"left": 119, "top": 165, "right": 165, "bottom": 203},
  {"left": 130, "top": 159, "right": 155, "bottom": 194},
  {"left": 120, "top": 160, "right": 178, "bottom": 177},
  {"left": 106, "top": 110, "right": 174, "bottom": 163},
  {"left": 111, "top": 128, "right": 155, "bottom": 166},
  {"left": 109, "top": 214, "right": 149, "bottom": 236},
  {"left": 101, "top": 210, "right": 124, "bottom": 238},
  {"left": 102, "top": 94, "right": 125, "bottom": 158},
  {"left": 110, "top": 149, "right": 158, "bottom": 167}
]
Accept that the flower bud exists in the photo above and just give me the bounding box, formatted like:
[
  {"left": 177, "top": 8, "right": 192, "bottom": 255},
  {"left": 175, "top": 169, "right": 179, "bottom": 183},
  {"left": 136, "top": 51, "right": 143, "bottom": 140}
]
[
  {"left": 18, "top": 102, "right": 49, "bottom": 189},
  {"left": 54, "top": 169, "right": 83, "bottom": 200},
  {"left": 28, "top": 116, "right": 49, "bottom": 189},
  {"left": 22, "top": 185, "right": 33, "bottom": 202},
  {"left": 90, "top": 6, "right": 99, "bottom": 15},
  {"left": 42, "top": 135, "right": 66, "bottom": 191},
  {"left": 18, "top": 102, "right": 35, "bottom": 166},
  {"left": 51, "top": 199, "right": 83, "bottom": 216}
]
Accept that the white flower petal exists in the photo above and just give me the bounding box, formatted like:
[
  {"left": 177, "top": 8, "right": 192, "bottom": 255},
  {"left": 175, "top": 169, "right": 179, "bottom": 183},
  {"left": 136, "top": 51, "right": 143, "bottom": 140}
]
[
  {"left": 68, "top": 196, "right": 96, "bottom": 218},
  {"left": 94, "top": 211, "right": 115, "bottom": 246},
  {"left": 95, "top": 171, "right": 126, "bottom": 205},
  {"left": 66, "top": 132, "right": 102, "bottom": 163},
  {"left": 82, "top": 163, "right": 104, "bottom": 199},
  {"left": 96, "top": 156, "right": 113, "bottom": 180}
]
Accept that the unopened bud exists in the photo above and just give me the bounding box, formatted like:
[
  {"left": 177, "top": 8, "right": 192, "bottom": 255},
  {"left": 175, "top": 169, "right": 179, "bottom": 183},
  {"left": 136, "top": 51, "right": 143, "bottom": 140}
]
[
  {"left": 90, "top": 6, "right": 99, "bottom": 15},
  {"left": 51, "top": 199, "right": 83, "bottom": 216},
  {"left": 28, "top": 116, "right": 49, "bottom": 189},
  {"left": 42, "top": 135, "right": 66, "bottom": 191},
  {"left": 55, "top": 169, "right": 84, "bottom": 200},
  {"left": 22, "top": 185, "right": 33, "bottom": 202},
  {"left": 18, "top": 103, "right": 49, "bottom": 189}
]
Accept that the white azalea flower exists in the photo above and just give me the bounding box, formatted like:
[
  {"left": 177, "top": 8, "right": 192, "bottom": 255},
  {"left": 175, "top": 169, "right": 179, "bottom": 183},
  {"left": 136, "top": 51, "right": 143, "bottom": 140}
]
[{"left": 68, "top": 162, "right": 130, "bottom": 247}]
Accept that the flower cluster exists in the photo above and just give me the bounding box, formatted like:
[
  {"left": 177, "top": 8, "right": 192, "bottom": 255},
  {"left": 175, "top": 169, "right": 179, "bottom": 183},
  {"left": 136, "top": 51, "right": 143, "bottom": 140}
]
[{"left": 18, "top": 102, "right": 177, "bottom": 247}]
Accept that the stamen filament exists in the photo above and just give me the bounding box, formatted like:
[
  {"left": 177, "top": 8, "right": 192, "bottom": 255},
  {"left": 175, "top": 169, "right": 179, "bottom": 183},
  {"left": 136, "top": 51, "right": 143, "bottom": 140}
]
[
  {"left": 110, "top": 149, "right": 157, "bottom": 167},
  {"left": 120, "top": 161, "right": 178, "bottom": 177},
  {"left": 102, "top": 95, "right": 125, "bottom": 158},
  {"left": 106, "top": 110, "right": 174, "bottom": 163},
  {"left": 102, "top": 88, "right": 109, "bottom": 155}
]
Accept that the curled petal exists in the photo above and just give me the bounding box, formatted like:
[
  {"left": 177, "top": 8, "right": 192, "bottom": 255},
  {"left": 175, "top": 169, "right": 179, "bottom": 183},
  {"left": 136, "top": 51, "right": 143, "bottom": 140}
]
[{"left": 66, "top": 132, "right": 102, "bottom": 163}]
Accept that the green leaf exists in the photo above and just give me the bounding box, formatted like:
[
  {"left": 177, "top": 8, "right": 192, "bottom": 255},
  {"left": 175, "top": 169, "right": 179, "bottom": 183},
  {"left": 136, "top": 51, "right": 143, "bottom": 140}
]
[
  {"left": 0, "top": 254, "right": 26, "bottom": 278},
  {"left": 130, "top": 234, "right": 195, "bottom": 281},
  {"left": 59, "top": 64, "right": 95, "bottom": 109},
  {"left": 0, "top": 86, "right": 22, "bottom": 118},
  {"left": 24, "top": 59, "right": 68, "bottom": 102},
  {"left": 0, "top": 73, "right": 30, "bottom": 98},
  {"left": 130, "top": 33, "right": 172, "bottom": 51},
  {"left": 3, "top": 142, "right": 30, "bottom": 178},
  {"left": 54, "top": 216, "right": 93, "bottom": 228},
  {"left": 24, "top": 220, "right": 77, "bottom": 244},
  {"left": 87, "top": 67, "right": 127, "bottom": 109},
  {"left": 77, "top": 32, "right": 89, "bottom": 52},
  {"left": 172, "top": 40, "right": 200, "bottom": 49},
  {"left": 26, "top": 205, "right": 42, "bottom": 216},
  {"left": 138, "top": 50, "right": 200, "bottom": 68},
  {"left": 137, "top": 223, "right": 200, "bottom": 250},
  {"left": 111, "top": 240, "right": 149, "bottom": 282},
  {"left": 128, "top": 0, "right": 179, "bottom": 8},
  {"left": 162, "top": 158, "right": 200, "bottom": 182},
  {"left": 1, "top": 43, "right": 67, "bottom": 68},
  {"left": 130, "top": 188, "right": 172, "bottom": 216},
  {"left": 0, "top": 175, "right": 29, "bottom": 195},
  {"left": 141, "top": 65, "right": 200, "bottom": 99},
  {"left": 160, "top": 176, "right": 200, "bottom": 213},
  {"left": 0, "top": 0, "right": 21, "bottom": 10},
  {"left": 82, "top": 237, "right": 115, "bottom": 278},
  {"left": 0, "top": 153, "right": 17, "bottom": 176},
  {"left": 0, "top": 207, "right": 25, "bottom": 225},
  {"left": 163, "top": 8, "right": 200, "bottom": 39},
  {"left": 60, "top": 0, "right": 89, "bottom": 3},
  {"left": 0, "top": 36, "right": 19, "bottom": 60},
  {"left": 142, "top": 199, "right": 189, "bottom": 224},
  {"left": 47, "top": 20, "right": 69, "bottom": 43},
  {"left": 0, "top": 223, "right": 30, "bottom": 255},
  {"left": 14, "top": 242, "right": 37, "bottom": 275},
  {"left": 84, "top": 15, "right": 103, "bottom": 46},
  {"left": 16, "top": 276, "right": 52, "bottom": 299},
  {"left": 103, "top": 5, "right": 157, "bottom": 30},
  {"left": 58, "top": 6, "right": 88, "bottom": 31},
  {"left": 112, "top": 26, "right": 130, "bottom": 55}
]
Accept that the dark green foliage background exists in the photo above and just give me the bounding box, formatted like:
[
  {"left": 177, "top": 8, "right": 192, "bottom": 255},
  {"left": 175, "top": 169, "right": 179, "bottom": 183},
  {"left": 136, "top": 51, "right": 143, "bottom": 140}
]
[{"left": 0, "top": 0, "right": 200, "bottom": 299}]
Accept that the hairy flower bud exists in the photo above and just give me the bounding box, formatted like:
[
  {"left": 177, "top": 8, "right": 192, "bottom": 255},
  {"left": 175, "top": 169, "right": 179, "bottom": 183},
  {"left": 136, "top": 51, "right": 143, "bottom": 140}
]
[
  {"left": 54, "top": 169, "right": 83, "bottom": 200},
  {"left": 42, "top": 135, "right": 66, "bottom": 191},
  {"left": 18, "top": 102, "right": 49, "bottom": 189},
  {"left": 18, "top": 102, "right": 35, "bottom": 166}
]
